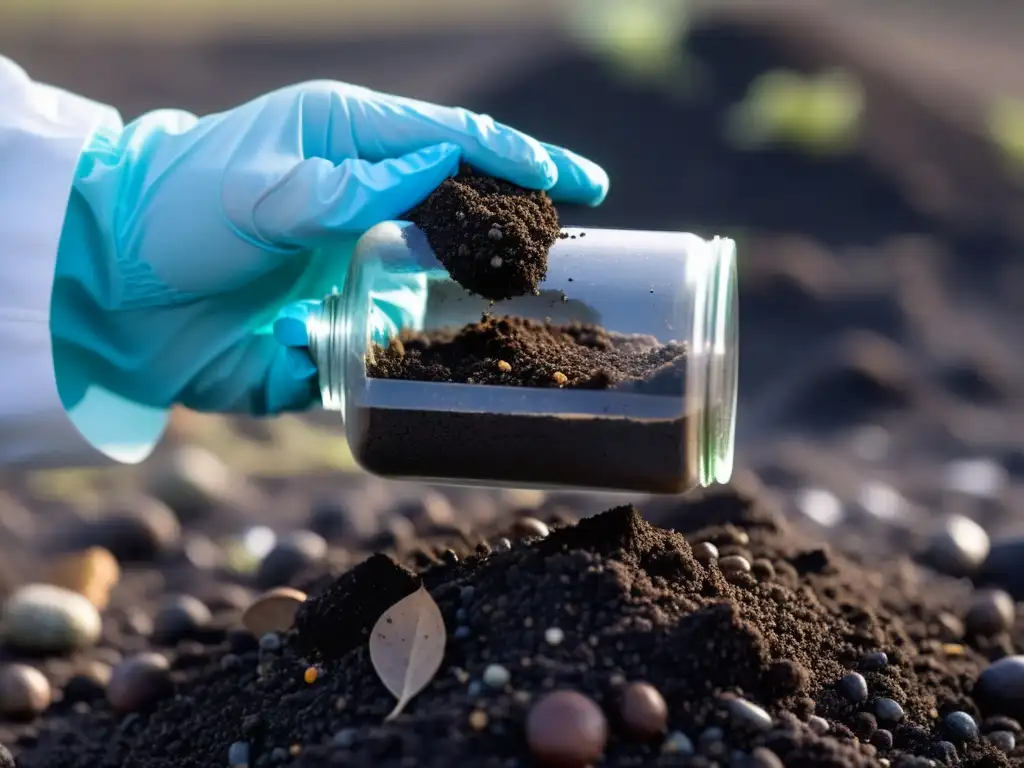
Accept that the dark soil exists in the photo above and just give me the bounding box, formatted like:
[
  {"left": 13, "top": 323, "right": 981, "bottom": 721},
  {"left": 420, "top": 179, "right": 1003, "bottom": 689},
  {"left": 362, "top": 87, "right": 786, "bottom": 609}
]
[
  {"left": 366, "top": 314, "right": 687, "bottom": 394},
  {"left": 404, "top": 163, "right": 561, "bottom": 301}
]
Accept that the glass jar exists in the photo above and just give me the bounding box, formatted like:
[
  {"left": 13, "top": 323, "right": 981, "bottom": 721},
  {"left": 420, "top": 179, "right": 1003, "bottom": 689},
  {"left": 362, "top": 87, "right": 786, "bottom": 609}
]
[{"left": 294, "top": 221, "right": 737, "bottom": 494}]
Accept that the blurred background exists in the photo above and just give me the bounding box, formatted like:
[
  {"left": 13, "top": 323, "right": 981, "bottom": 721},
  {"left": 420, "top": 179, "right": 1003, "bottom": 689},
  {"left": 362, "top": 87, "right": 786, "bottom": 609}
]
[{"left": 1, "top": 0, "right": 1023, "bottom": 584}]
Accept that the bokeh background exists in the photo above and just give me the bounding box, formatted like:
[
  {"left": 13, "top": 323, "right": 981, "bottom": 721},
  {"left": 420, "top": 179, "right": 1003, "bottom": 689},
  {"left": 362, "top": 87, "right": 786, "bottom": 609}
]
[{"left": 1, "top": 0, "right": 1024, "bottom": 586}]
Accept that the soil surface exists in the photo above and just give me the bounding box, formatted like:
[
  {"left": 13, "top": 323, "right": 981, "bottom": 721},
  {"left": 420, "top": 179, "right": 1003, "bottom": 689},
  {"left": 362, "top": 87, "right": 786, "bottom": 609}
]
[
  {"left": 366, "top": 314, "right": 687, "bottom": 393},
  {"left": 0, "top": 13, "right": 1023, "bottom": 768},
  {"left": 405, "top": 164, "right": 561, "bottom": 301}
]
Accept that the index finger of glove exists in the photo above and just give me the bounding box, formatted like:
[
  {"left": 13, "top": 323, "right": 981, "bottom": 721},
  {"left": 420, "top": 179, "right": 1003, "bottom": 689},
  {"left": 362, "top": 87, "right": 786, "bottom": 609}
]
[{"left": 341, "top": 89, "right": 559, "bottom": 192}]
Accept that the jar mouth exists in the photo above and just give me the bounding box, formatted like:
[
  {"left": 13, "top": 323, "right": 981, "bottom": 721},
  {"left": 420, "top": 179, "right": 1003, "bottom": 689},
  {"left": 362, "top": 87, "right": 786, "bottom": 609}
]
[{"left": 698, "top": 236, "right": 738, "bottom": 487}]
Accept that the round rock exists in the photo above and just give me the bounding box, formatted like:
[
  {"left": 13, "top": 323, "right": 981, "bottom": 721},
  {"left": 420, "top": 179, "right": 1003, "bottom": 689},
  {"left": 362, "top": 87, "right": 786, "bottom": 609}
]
[
  {"left": 976, "top": 656, "right": 1024, "bottom": 719},
  {"left": 255, "top": 530, "right": 328, "bottom": 589},
  {"left": 63, "top": 661, "right": 112, "bottom": 704},
  {"left": 837, "top": 672, "right": 869, "bottom": 704},
  {"left": 242, "top": 587, "right": 307, "bottom": 638},
  {"left": 71, "top": 495, "right": 181, "bottom": 563},
  {"left": 924, "top": 514, "right": 990, "bottom": 578},
  {"left": 874, "top": 697, "right": 904, "bottom": 723},
  {"left": 107, "top": 653, "right": 173, "bottom": 714},
  {"left": 526, "top": 690, "right": 608, "bottom": 767},
  {"left": 4, "top": 583, "right": 102, "bottom": 654},
  {"left": 942, "top": 711, "right": 979, "bottom": 742},
  {"left": 964, "top": 589, "right": 1015, "bottom": 637},
  {"left": 727, "top": 697, "right": 772, "bottom": 731},
  {"left": 619, "top": 682, "right": 668, "bottom": 741},
  {"left": 0, "top": 664, "right": 52, "bottom": 718},
  {"left": 510, "top": 516, "right": 550, "bottom": 540},
  {"left": 152, "top": 594, "right": 212, "bottom": 645}
]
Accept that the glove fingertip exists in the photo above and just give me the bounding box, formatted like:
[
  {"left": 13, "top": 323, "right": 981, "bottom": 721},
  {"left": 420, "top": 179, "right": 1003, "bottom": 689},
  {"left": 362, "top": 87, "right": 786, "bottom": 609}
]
[{"left": 540, "top": 142, "right": 610, "bottom": 206}]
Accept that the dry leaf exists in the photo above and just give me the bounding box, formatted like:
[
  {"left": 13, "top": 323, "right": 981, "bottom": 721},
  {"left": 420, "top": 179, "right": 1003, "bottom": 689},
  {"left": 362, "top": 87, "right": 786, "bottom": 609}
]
[{"left": 369, "top": 585, "right": 446, "bottom": 721}]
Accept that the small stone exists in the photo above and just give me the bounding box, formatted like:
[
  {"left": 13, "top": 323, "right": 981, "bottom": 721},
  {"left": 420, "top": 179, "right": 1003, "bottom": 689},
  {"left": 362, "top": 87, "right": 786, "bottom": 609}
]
[
  {"left": 837, "top": 672, "right": 869, "bottom": 704},
  {"left": 871, "top": 729, "right": 894, "bottom": 750},
  {"left": 64, "top": 661, "right": 112, "bottom": 703},
  {"left": 862, "top": 651, "right": 889, "bottom": 670},
  {"left": 698, "top": 726, "right": 726, "bottom": 754},
  {"left": 693, "top": 542, "right": 719, "bottom": 563},
  {"left": 965, "top": 589, "right": 1015, "bottom": 637},
  {"left": 146, "top": 444, "right": 246, "bottom": 521},
  {"left": 976, "top": 656, "right": 1024, "bottom": 720},
  {"left": 490, "top": 256, "right": 504, "bottom": 268},
  {"left": 66, "top": 495, "right": 181, "bottom": 562},
  {"left": 468, "top": 709, "right": 489, "bottom": 731},
  {"left": 483, "top": 664, "right": 510, "bottom": 689},
  {"left": 719, "top": 555, "right": 751, "bottom": 575},
  {"left": 493, "top": 538, "right": 512, "bottom": 553},
  {"left": 228, "top": 740, "right": 251, "bottom": 766},
  {"left": 750, "top": 747, "right": 784, "bottom": 768},
  {"left": 454, "top": 626, "right": 471, "bottom": 640},
  {"left": 488, "top": 227, "right": 503, "bottom": 241},
  {"left": 552, "top": 372, "right": 568, "bottom": 386},
  {"left": 924, "top": 514, "right": 990, "bottom": 577},
  {"left": 107, "top": 653, "right": 173, "bottom": 714},
  {"left": 874, "top": 698, "right": 904, "bottom": 723},
  {"left": 4, "top": 583, "right": 102, "bottom": 654},
  {"left": 727, "top": 697, "right": 772, "bottom": 731},
  {"left": 255, "top": 531, "right": 327, "bottom": 589},
  {"left": 44, "top": 547, "right": 120, "bottom": 609},
  {"left": 933, "top": 740, "right": 958, "bottom": 761},
  {"left": 332, "top": 728, "right": 357, "bottom": 748},
  {"left": 152, "top": 594, "right": 212, "bottom": 645},
  {"left": 808, "top": 716, "right": 830, "bottom": 735},
  {"left": 619, "top": 682, "right": 668, "bottom": 741},
  {"left": 942, "top": 710, "right": 979, "bottom": 742},
  {"left": 259, "top": 633, "right": 282, "bottom": 653},
  {"left": 511, "top": 517, "right": 550, "bottom": 540},
  {"left": 526, "top": 690, "right": 607, "bottom": 767},
  {"left": 0, "top": 664, "right": 51, "bottom": 719},
  {"left": 544, "top": 627, "right": 564, "bottom": 646},
  {"left": 496, "top": 360, "right": 512, "bottom": 374},
  {"left": 308, "top": 500, "right": 363, "bottom": 543},
  {"left": 661, "top": 730, "right": 694, "bottom": 755},
  {"left": 987, "top": 730, "right": 1015, "bottom": 753},
  {"left": 242, "top": 587, "right": 307, "bottom": 638}
]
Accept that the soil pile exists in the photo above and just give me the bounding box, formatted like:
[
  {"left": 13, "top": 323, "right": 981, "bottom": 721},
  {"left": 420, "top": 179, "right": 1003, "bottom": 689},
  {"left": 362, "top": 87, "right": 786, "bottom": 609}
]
[
  {"left": 405, "top": 164, "right": 560, "bottom": 301},
  {"left": 16, "top": 489, "right": 1017, "bottom": 768},
  {"left": 367, "top": 314, "right": 686, "bottom": 393}
]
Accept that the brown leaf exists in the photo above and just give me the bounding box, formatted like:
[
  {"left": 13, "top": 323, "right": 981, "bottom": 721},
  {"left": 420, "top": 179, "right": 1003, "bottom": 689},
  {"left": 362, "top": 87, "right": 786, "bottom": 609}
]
[{"left": 369, "top": 585, "right": 446, "bottom": 721}]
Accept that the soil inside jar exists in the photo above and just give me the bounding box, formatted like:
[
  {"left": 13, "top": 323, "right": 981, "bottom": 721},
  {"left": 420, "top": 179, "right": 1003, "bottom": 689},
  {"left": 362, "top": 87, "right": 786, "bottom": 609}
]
[{"left": 357, "top": 315, "right": 694, "bottom": 493}]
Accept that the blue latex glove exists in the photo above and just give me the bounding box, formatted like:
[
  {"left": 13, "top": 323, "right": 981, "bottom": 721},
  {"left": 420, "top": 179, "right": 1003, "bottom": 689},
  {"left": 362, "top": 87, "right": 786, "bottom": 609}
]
[{"left": 52, "top": 81, "right": 609, "bottom": 447}]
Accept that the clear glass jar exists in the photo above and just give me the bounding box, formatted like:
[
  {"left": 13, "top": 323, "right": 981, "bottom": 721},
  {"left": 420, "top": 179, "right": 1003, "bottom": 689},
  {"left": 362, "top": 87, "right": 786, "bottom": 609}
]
[{"left": 301, "top": 221, "right": 737, "bottom": 494}]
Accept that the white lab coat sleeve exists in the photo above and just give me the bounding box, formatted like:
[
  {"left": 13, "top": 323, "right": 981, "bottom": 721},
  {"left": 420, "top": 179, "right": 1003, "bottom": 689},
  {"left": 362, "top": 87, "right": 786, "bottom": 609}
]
[{"left": 0, "top": 55, "right": 166, "bottom": 469}]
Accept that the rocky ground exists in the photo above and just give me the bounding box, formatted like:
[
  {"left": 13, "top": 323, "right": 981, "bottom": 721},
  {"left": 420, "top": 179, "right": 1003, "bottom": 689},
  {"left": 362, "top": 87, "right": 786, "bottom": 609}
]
[{"left": 0, "top": 13, "right": 1023, "bottom": 768}]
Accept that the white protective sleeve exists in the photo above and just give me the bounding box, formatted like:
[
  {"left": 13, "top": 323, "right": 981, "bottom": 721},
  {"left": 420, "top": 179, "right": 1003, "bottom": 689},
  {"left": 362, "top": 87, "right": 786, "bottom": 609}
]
[{"left": 0, "top": 55, "right": 156, "bottom": 469}]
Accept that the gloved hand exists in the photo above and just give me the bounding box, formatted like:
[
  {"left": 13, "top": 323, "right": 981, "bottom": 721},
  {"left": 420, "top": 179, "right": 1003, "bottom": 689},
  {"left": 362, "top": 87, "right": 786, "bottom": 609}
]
[{"left": 52, "top": 80, "right": 609, "bottom": 427}]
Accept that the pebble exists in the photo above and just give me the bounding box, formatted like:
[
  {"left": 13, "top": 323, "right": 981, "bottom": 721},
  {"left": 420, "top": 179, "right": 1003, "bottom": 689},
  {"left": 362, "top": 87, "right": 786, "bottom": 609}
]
[
  {"left": 924, "top": 514, "right": 990, "bottom": 577},
  {"left": 3, "top": 583, "right": 102, "bottom": 654},
  {"left": 393, "top": 494, "right": 456, "bottom": 533},
  {"left": 719, "top": 555, "right": 752, "bottom": 575},
  {"left": 259, "top": 633, "right": 282, "bottom": 653},
  {"left": 241, "top": 587, "right": 307, "bottom": 638},
  {"left": 981, "top": 534, "right": 1024, "bottom": 599},
  {"left": 510, "top": 517, "right": 550, "bottom": 540},
  {"left": 861, "top": 651, "right": 889, "bottom": 670},
  {"left": 63, "top": 661, "right": 112, "bottom": 703},
  {"left": 228, "top": 740, "right": 251, "bottom": 767},
  {"left": 619, "top": 682, "right": 668, "bottom": 741},
  {"left": 255, "top": 530, "right": 327, "bottom": 589},
  {"left": 482, "top": 664, "right": 510, "bottom": 689},
  {"left": 750, "top": 747, "right": 785, "bottom": 768},
  {"left": 526, "top": 690, "right": 607, "bottom": 767},
  {"left": 987, "top": 730, "right": 1015, "bottom": 753},
  {"left": 107, "top": 653, "right": 173, "bottom": 714},
  {"left": 308, "top": 499, "right": 363, "bottom": 543},
  {"left": 943, "top": 457, "right": 1007, "bottom": 498},
  {"left": 44, "top": 547, "right": 121, "bottom": 609},
  {"left": 544, "top": 627, "right": 564, "bottom": 646},
  {"left": 794, "top": 487, "right": 845, "bottom": 528},
  {"left": 808, "top": 715, "right": 830, "bottom": 735},
  {"left": 332, "top": 728, "right": 357, "bottom": 748},
  {"left": 661, "top": 731, "right": 694, "bottom": 755},
  {"left": 468, "top": 710, "right": 488, "bottom": 731},
  {"left": 942, "top": 711, "right": 979, "bottom": 742},
  {"left": 492, "top": 538, "right": 512, "bottom": 553},
  {"left": 180, "top": 533, "right": 222, "bottom": 571},
  {"left": 871, "top": 729, "right": 894, "bottom": 750},
  {"left": 73, "top": 495, "right": 181, "bottom": 562},
  {"left": 964, "top": 589, "right": 1015, "bottom": 636},
  {"left": 837, "top": 672, "right": 869, "bottom": 704},
  {"left": 146, "top": 444, "right": 243, "bottom": 521},
  {"left": 727, "top": 697, "right": 773, "bottom": 731},
  {"left": 874, "top": 698, "right": 904, "bottom": 723},
  {"left": 0, "top": 664, "right": 52, "bottom": 718},
  {"left": 975, "top": 656, "right": 1024, "bottom": 719},
  {"left": 692, "top": 542, "right": 719, "bottom": 563},
  {"left": 488, "top": 226, "right": 503, "bottom": 241},
  {"left": 152, "top": 594, "right": 212, "bottom": 645}
]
